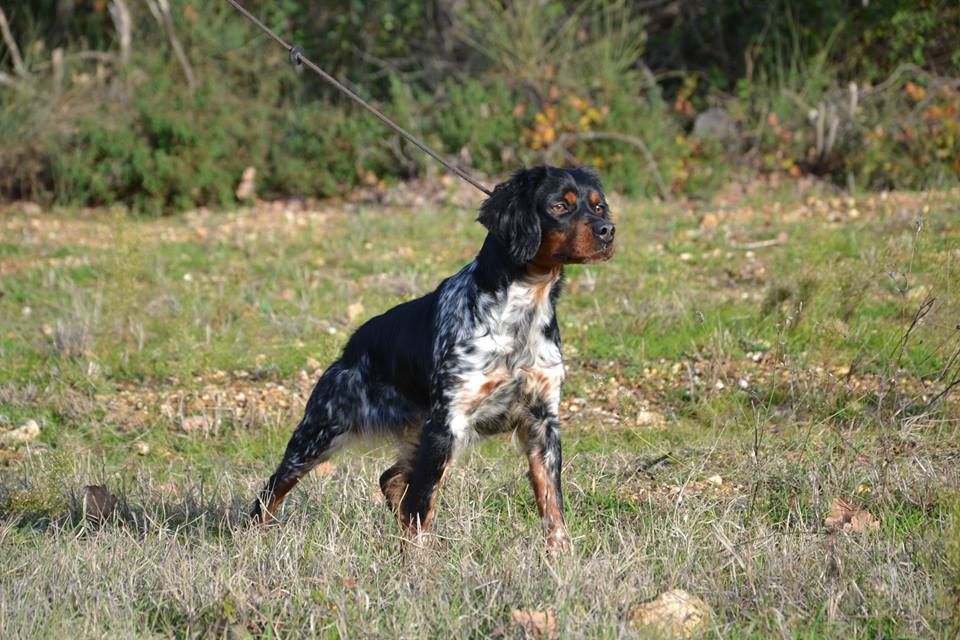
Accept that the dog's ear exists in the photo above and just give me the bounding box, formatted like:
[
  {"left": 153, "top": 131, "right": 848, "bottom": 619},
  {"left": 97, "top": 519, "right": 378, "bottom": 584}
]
[{"left": 477, "top": 167, "right": 545, "bottom": 264}]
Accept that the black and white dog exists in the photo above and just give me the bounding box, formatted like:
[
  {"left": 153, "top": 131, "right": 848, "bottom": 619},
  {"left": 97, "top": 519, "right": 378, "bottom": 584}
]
[{"left": 251, "top": 166, "right": 616, "bottom": 549}]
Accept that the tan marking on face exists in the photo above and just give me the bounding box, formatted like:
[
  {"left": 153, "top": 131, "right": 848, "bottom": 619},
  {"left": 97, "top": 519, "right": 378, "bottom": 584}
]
[
  {"left": 531, "top": 217, "right": 613, "bottom": 268},
  {"left": 529, "top": 230, "right": 568, "bottom": 273},
  {"left": 568, "top": 217, "right": 599, "bottom": 259},
  {"left": 588, "top": 191, "right": 601, "bottom": 207},
  {"left": 563, "top": 191, "right": 577, "bottom": 207}
]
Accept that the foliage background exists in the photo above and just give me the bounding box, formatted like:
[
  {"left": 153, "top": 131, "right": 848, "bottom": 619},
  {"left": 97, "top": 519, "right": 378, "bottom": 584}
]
[{"left": 0, "top": 0, "right": 958, "bottom": 212}]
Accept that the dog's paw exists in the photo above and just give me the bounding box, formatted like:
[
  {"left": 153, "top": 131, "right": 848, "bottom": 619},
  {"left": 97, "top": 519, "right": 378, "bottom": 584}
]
[{"left": 545, "top": 526, "right": 572, "bottom": 553}]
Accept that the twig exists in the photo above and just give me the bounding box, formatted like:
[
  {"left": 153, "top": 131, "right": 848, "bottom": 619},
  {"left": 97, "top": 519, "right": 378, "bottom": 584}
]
[
  {"left": 550, "top": 131, "right": 672, "bottom": 202},
  {"left": 730, "top": 237, "right": 787, "bottom": 250},
  {"left": 922, "top": 375, "right": 960, "bottom": 413},
  {"left": 144, "top": 0, "right": 195, "bottom": 90},
  {"left": 108, "top": 0, "right": 132, "bottom": 65},
  {"left": 0, "top": 69, "right": 19, "bottom": 88},
  {"left": 0, "top": 5, "right": 27, "bottom": 77},
  {"left": 0, "top": 69, "right": 29, "bottom": 93},
  {"left": 892, "top": 296, "right": 936, "bottom": 369},
  {"left": 51, "top": 47, "right": 63, "bottom": 99},
  {"left": 30, "top": 51, "right": 117, "bottom": 72}
]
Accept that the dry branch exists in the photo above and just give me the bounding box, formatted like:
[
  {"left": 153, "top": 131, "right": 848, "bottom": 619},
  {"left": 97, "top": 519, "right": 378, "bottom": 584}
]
[
  {"left": 109, "top": 0, "right": 132, "bottom": 65},
  {"left": 0, "top": 5, "right": 27, "bottom": 77},
  {"left": 144, "top": 0, "right": 195, "bottom": 90}
]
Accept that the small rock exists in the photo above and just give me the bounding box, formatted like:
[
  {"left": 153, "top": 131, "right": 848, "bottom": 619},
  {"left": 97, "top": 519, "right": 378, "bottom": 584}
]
[
  {"left": 135, "top": 442, "right": 150, "bottom": 456},
  {"left": 235, "top": 166, "right": 257, "bottom": 201},
  {"left": 692, "top": 108, "right": 737, "bottom": 145},
  {"left": 629, "top": 589, "right": 712, "bottom": 638},
  {"left": 4, "top": 419, "right": 40, "bottom": 443},
  {"left": 181, "top": 415, "right": 211, "bottom": 433},
  {"left": 636, "top": 409, "right": 665, "bottom": 427},
  {"left": 706, "top": 475, "right": 723, "bottom": 486}
]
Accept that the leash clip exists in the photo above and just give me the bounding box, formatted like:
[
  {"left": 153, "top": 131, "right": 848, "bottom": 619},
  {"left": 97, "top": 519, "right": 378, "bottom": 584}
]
[{"left": 288, "top": 45, "right": 303, "bottom": 68}]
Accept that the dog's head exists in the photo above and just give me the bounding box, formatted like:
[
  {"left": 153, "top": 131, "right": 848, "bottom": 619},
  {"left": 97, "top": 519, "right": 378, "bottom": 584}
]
[{"left": 477, "top": 166, "right": 616, "bottom": 269}]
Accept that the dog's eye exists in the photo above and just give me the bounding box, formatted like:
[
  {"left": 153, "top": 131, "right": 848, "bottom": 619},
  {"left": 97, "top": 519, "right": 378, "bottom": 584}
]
[
  {"left": 550, "top": 202, "right": 568, "bottom": 214},
  {"left": 593, "top": 203, "right": 605, "bottom": 214}
]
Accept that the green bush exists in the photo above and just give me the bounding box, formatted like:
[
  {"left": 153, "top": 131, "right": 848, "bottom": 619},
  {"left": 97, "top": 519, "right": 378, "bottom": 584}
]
[
  {"left": 49, "top": 79, "right": 268, "bottom": 213},
  {"left": 0, "top": 0, "right": 958, "bottom": 211}
]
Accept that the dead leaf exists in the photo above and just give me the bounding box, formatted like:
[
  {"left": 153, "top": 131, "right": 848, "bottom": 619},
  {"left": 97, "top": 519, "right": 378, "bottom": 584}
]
[
  {"left": 347, "top": 301, "right": 365, "bottom": 321},
  {"left": 82, "top": 485, "right": 118, "bottom": 522},
  {"left": 825, "top": 497, "right": 879, "bottom": 533},
  {"left": 629, "top": 589, "right": 712, "bottom": 638},
  {"left": 510, "top": 609, "right": 558, "bottom": 639},
  {"left": 3, "top": 419, "right": 40, "bottom": 443}
]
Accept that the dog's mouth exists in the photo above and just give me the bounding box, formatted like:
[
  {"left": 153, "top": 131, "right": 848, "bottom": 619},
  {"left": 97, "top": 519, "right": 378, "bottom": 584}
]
[{"left": 554, "top": 243, "right": 615, "bottom": 264}]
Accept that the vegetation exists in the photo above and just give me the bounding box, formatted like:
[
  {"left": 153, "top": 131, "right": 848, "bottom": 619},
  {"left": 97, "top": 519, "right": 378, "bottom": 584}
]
[
  {"left": 2, "top": 1, "right": 959, "bottom": 637},
  {"left": 2, "top": 182, "right": 959, "bottom": 636},
  {"left": 1, "top": 1, "right": 958, "bottom": 212}
]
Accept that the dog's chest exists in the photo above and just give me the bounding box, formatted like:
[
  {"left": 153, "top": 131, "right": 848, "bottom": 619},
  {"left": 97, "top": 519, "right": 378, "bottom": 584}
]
[{"left": 454, "top": 276, "right": 564, "bottom": 428}]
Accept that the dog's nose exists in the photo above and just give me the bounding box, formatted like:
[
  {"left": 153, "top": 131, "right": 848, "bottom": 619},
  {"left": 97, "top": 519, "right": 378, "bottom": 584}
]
[{"left": 593, "top": 221, "right": 616, "bottom": 243}]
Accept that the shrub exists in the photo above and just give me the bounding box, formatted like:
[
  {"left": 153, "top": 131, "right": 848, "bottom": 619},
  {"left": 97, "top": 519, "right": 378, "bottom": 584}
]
[{"left": 0, "top": 0, "right": 958, "bottom": 211}]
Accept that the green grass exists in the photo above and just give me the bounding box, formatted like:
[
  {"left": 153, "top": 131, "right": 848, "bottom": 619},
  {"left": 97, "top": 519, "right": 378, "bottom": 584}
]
[{"left": 1, "top": 185, "right": 959, "bottom": 637}]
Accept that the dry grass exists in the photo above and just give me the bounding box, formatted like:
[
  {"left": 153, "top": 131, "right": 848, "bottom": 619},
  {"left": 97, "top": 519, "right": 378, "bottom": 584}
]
[
  {"left": 1, "top": 436, "right": 956, "bottom": 638},
  {"left": 1, "top": 182, "right": 959, "bottom": 637}
]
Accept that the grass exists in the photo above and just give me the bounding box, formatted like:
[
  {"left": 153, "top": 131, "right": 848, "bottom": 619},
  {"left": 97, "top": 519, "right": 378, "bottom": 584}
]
[{"left": 1, "top": 182, "right": 959, "bottom": 637}]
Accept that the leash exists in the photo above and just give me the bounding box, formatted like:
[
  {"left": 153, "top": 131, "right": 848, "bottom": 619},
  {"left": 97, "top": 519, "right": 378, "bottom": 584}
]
[{"left": 225, "top": 0, "right": 493, "bottom": 197}]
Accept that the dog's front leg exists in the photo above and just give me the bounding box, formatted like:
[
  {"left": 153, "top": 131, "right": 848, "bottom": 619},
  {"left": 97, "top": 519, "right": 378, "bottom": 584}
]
[
  {"left": 398, "top": 411, "right": 457, "bottom": 540},
  {"left": 526, "top": 416, "right": 571, "bottom": 551}
]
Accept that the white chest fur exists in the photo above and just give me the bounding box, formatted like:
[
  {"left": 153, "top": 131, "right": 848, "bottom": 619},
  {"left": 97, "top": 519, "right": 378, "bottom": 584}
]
[{"left": 450, "top": 269, "right": 565, "bottom": 437}]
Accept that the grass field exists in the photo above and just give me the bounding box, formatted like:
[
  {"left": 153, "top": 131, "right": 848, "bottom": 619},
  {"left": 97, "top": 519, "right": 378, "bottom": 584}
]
[{"left": 1, "top": 181, "right": 959, "bottom": 638}]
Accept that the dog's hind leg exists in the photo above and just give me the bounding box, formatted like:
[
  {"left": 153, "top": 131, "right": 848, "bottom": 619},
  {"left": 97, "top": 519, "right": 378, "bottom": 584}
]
[
  {"left": 250, "top": 411, "right": 347, "bottom": 524},
  {"left": 250, "top": 363, "right": 358, "bottom": 524},
  {"left": 251, "top": 358, "right": 424, "bottom": 524}
]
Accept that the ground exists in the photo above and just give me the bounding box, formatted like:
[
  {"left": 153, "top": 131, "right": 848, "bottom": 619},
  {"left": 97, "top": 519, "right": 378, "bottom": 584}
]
[{"left": 1, "top": 180, "right": 959, "bottom": 638}]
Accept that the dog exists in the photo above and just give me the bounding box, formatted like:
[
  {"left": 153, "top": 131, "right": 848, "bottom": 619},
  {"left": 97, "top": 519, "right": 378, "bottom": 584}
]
[{"left": 251, "top": 166, "right": 616, "bottom": 550}]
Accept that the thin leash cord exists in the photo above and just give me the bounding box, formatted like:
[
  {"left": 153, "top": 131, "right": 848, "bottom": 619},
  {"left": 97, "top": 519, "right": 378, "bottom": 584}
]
[{"left": 225, "top": 0, "right": 493, "bottom": 197}]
